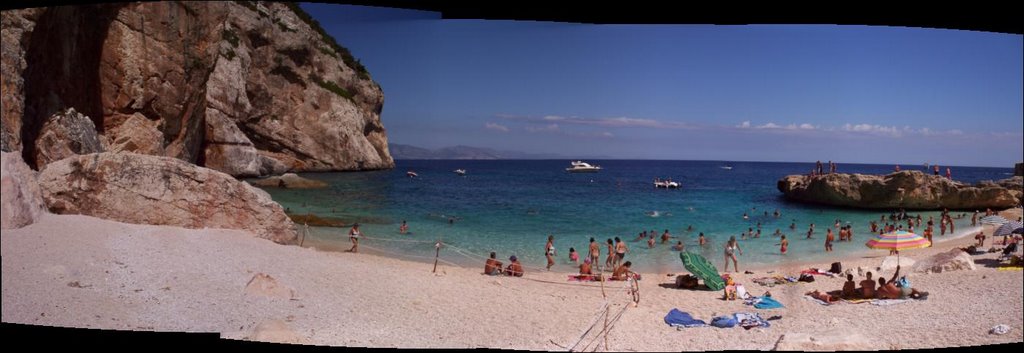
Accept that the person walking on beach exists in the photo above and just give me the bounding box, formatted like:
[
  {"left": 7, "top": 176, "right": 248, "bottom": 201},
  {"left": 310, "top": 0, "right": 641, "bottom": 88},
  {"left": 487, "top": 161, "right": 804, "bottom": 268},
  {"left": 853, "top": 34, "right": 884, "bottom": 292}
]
[
  {"left": 348, "top": 223, "right": 361, "bottom": 253},
  {"left": 723, "top": 236, "right": 743, "bottom": 272},
  {"left": 545, "top": 235, "right": 556, "bottom": 270},
  {"left": 825, "top": 229, "right": 835, "bottom": 252},
  {"left": 588, "top": 238, "right": 601, "bottom": 267},
  {"left": 615, "top": 237, "right": 628, "bottom": 268},
  {"left": 778, "top": 235, "right": 788, "bottom": 254}
]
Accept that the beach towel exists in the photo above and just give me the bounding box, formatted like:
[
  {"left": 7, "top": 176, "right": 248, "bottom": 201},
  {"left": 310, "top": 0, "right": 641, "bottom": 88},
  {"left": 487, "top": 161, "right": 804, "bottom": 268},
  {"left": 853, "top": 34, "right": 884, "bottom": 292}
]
[
  {"left": 710, "top": 315, "right": 737, "bottom": 328},
  {"left": 664, "top": 309, "right": 707, "bottom": 328},
  {"left": 997, "top": 267, "right": 1024, "bottom": 271},
  {"left": 736, "top": 284, "right": 749, "bottom": 299},
  {"left": 843, "top": 298, "right": 873, "bottom": 304},
  {"left": 753, "top": 296, "right": 784, "bottom": 309},
  {"left": 870, "top": 299, "right": 911, "bottom": 306},
  {"left": 734, "top": 312, "right": 771, "bottom": 330}
]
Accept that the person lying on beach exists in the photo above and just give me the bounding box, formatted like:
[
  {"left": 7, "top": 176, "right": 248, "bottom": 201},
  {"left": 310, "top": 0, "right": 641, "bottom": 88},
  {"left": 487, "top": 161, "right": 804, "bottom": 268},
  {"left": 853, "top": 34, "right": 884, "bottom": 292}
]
[
  {"left": 806, "top": 290, "right": 839, "bottom": 303},
  {"left": 484, "top": 252, "right": 503, "bottom": 276},
  {"left": 876, "top": 266, "right": 927, "bottom": 299},
  {"left": 611, "top": 261, "right": 633, "bottom": 281},
  {"left": 505, "top": 256, "right": 524, "bottom": 277},
  {"left": 860, "top": 272, "right": 876, "bottom": 298}
]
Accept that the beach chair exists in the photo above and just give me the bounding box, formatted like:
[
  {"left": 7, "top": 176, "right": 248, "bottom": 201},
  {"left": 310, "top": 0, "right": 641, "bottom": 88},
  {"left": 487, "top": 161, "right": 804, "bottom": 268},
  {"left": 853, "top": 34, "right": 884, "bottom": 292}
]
[{"left": 998, "top": 242, "right": 1018, "bottom": 262}]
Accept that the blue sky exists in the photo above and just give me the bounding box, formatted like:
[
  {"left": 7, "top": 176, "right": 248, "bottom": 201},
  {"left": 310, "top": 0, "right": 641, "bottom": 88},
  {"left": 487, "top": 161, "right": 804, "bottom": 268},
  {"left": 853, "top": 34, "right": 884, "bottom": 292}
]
[{"left": 301, "top": 3, "right": 1023, "bottom": 167}]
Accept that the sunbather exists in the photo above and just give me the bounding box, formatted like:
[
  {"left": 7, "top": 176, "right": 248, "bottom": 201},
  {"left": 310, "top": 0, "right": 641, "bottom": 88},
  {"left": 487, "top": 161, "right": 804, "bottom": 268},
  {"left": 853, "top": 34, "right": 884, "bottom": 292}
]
[
  {"left": 505, "top": 256, "right": 524, "bottom": 277},
  {"left": 860, "top": 272, "right": 876, "bottom": 298},
  {"left": 877, "top": 265, "right": 927, "bottom": 299},
  {"left": 484, "top": 252, "right": 503, "bottom": 275},
  {"left": 806, "top": 290, "right": 839, "bottom": 303},
  {"left": 611, "top": 261, "right": 633, "bottom": 281},
  {"left": 841, "top": 274, "right": 859, "bottom": 298}
]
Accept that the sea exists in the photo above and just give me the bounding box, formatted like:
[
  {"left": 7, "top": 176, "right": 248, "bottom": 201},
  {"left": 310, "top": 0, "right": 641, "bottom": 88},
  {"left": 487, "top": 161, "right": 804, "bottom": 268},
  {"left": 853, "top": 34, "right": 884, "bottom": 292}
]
[{"left": 261, "top": 160, "right": 1015, "bottom": 273}]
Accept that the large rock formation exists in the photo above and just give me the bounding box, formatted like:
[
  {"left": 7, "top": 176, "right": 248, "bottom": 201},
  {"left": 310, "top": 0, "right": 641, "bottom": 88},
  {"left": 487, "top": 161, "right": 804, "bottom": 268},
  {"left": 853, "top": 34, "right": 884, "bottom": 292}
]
[
  {"left": 37, "top": 152, "right": 296, "bottom": 243},
  {"left": 249, "top": 172, "right": 327, "bottom": 189},
  {"left": 912, "top": 248, "right": 976, "bottom": 274},
  {"left": 1, "top": 2, "right": 393, "bottom": 175},
  {"left": 33, "top": 108, "right": 105, "bottom": 167},
  {"left": 1015, "top": 163, "right": 1023, "bottom": 177},
  {"left": 777, "top": 171, "right": 1022, "bottom": 210},
  {"left": 1, "top": 151, "right": 47, "bottom": 229}
]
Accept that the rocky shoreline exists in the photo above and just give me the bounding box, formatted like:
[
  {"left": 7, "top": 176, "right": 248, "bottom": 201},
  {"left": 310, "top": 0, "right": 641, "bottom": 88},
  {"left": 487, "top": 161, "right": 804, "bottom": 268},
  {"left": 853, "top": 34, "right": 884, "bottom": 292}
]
[{"left": 778, "top": 171, "right": 1022, "bottom": 210}]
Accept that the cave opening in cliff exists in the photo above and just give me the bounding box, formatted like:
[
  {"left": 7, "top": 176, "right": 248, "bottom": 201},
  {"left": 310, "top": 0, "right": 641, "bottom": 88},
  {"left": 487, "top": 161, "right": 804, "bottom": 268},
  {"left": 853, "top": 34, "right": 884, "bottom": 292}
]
[{"left": 21, "top": 4, "right": 122, "bottom": 169}]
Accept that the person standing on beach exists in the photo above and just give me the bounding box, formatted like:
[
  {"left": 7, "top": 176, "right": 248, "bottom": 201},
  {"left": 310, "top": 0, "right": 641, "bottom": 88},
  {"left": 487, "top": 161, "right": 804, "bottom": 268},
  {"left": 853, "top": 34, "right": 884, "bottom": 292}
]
[
  {"left": 545, "top": 235, "right": 556, "bottom": 270},
  {"left": 778, "top": 235, "right": 788, "bottom": 254},
  {"left": 971, "top": 211, "right": 978, "bottom": 227},
  {"left": 940, "top": 217, "right": 947, "bottom": 236},
  {"left": 588, "top": 238, "right": 601, "bottom": 267},
  {"left": 723, "top": 236, "right": 743, "bottom": 272},
  {"left": 825, "top": 229, "right": 835, "bottom": 252},
  {"left": 348, "top": 223, "right": 361, "bottom": 253},
  {"left": 948, "top": 215, "right": 955, "bottom": 234},
  {"left": 615, "top": 237, "right": 628, "bottom": 268},
  {"left": 816, "top": 160, "right": 823, "bottom": 175}
]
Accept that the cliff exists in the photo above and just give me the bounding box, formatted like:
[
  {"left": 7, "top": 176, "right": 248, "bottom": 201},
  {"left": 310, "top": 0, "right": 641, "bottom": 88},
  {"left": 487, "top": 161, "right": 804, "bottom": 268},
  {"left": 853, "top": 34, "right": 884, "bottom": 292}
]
[
  {"left": 1, "top": 2, "right": 393, "bottom": 177},
  {"left": 777, "top": 171, "right": 1022, "bottom": 210}
]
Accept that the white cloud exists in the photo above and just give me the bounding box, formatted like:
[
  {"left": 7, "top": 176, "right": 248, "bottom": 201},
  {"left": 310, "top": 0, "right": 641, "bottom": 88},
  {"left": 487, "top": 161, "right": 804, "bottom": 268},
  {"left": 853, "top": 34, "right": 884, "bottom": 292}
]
[
  {"left": 485, "top": 122, "right": 509, "bottom": 132},
  {"left": 737, "top": 121, "right": 751, "bottom": 128},
  {"left": 525, "top": 123, "right": 560, "bottom": 133},
  {"left": 501, "top": 114, "right": 692, "bottom": 129},
  {"left": 799, "top": 123, "right": 816, "bottom": 130},
  {"left": 758, "top": 122, "right": 781, "bottom": 129}
]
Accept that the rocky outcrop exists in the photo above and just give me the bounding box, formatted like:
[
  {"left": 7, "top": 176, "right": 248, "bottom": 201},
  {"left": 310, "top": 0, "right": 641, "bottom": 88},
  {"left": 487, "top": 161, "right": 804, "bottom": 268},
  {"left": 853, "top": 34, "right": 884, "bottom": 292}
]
[
  {"left": 248, "top": 319, "right": 305, "bottom": 344},
  {"left": 33, "top": 108, "right": 105, "bottom": 167},
  {"left": 37, "top": 152, "right": 296, "bottom": 243},
  {"left": 1015, "top": 163, "right": 1023, "bottom": 177},
  {"left": 1, "top": 151, "right": 46, "bottom": 229},
  {"left": 912, "top": 248, "right": 976, "bottom": 274},
  {"left": 777, "top": 171, "right": 1021, "bottom": 210},
  {"left": 249, "top": 172, "right": 327, "bottom": 189},
  {"left": 2, "top": 2, "right": 393, "bottom": 176}
]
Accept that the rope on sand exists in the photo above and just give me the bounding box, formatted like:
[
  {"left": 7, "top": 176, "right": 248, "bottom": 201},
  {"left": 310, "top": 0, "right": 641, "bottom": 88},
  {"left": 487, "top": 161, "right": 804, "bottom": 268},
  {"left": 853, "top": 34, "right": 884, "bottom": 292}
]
[{"left": 567, "top": 302, "right": 611, "bottom": 352}]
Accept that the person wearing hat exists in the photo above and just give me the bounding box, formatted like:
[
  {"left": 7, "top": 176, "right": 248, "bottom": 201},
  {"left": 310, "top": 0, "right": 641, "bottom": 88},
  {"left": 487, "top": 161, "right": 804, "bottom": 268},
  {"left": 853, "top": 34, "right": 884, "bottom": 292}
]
[
  {"left": 348, "top": 223, "right": 361, "bottom": 253},
  {"left": 505, "top": 256, "right": 524, "bottom": 277}
]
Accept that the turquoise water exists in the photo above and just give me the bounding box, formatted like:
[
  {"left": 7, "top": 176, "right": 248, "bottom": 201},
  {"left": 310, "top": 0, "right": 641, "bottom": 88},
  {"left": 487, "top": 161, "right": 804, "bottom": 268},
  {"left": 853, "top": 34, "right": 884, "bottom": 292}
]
[{"left": 261, "top": 160, "right": 1013, "bottom": 272}]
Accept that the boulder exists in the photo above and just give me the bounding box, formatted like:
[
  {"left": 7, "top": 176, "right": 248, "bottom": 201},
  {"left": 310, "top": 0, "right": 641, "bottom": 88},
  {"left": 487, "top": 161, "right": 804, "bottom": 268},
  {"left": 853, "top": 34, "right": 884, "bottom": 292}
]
[
  {"left": 37, "top": 152, "right": 296, "bottom": 243},
  {"left": 912, "top": 248, "right": 976, "bottom": 274},
  {"left": 777, "top": 171, "right": 1021, "bottom": 210},
  {"left": 103, "top": 112, "right": 165, "bottom": 156},
  {"left": 773, "top": 330, "right": 873, "bottom": 351},
  {"left": 1, "top": 151, "right": 46, "bottom": 229},
  {"left": 879, "top": 256, "right": 916, "bottom": 273},
  {"left": 33, "top": 108, "right": 104, "bottom": 168},
  {"left": 244, "top": 273, "right": 295, "bottom": 300},
  {"left": 249, "top": 173, "right": 327, "bottom": 189}
]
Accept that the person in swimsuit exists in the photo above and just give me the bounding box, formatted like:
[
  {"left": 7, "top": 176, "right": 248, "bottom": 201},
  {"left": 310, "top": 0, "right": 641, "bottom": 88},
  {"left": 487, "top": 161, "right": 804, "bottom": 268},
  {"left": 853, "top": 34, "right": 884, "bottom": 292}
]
[
  {"left": 860, "top": 272, "right": 876, "bottom": 298},
  {"left": 672, "top": 241, "right": 684, "bottom": 251},
  {"left": 778, "top": 235, "right": 788, "bottom": 254},
  {"left": 588, "top": 238, "right": 601, "bottom": 267},
  {"left": 698, "top": 233, "right": 707, "bottom": 246},
  {"left": 348, "top": 223, "right": 361, "bottom": 253},
  {"left": 545, "top": 235, "right": 556, "bottom": 270},
  {"left": 505, "top": 256, "right": 524, "bottom": 277},
  {"left": 647, "top": 235, "right": 655, "bottom": 249},
  {"left": 399, "top": 220, "right": 408, "bottom": 234},
  {"left": 723, "top": 236, "right": 742, "bottom": 272},
  {"left": 661, "top": 229, "right": 671, "bottom": 244},
  {"left": 615, "top": 237, "right": 628, "bottom": 268},
  {"left": 806, "top": 223, "right": 815, "bottom": 239},
  {"left": 825, "top": 229, "right": 834, "bottom": 252},
  {"left": 568, "top": 247, "right": 579, "bottom": 265}
]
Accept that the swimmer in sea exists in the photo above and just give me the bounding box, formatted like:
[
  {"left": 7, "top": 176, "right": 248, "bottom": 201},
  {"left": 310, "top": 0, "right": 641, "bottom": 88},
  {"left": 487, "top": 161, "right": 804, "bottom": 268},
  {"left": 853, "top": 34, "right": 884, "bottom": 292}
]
[
  {"left": 698, "top": 233, "right": 707, "bottom": 246},
  {"left": 743, "top": 212, "right": 749, "bottom": 220}
]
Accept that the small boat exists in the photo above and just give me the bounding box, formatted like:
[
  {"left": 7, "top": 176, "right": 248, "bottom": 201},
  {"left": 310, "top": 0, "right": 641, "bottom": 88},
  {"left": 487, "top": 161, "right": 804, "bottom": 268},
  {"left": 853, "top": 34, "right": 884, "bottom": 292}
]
[
  {"left": 654, "top": 179, "right": 680, "bottom": 188},
  {"left": 566, "top": 160, "right": 602, "bottom": 173},
  {"left": 453, "top": 169, "right": 466, "bottom": 176},
  {"left": 720, "top": 165, "right": 733, "bottom": 170},
  {"left": 406, "top": 171, "right": 418, "bottom": 178}
]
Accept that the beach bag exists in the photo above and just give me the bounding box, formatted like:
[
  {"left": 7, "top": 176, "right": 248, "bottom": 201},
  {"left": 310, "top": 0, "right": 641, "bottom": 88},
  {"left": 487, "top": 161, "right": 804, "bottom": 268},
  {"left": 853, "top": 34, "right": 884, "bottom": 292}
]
[
  {"left": 895, "top": 276, "right": 910, "bottom": 288},
  {"left": 798, "top": 274, "right": 815, "bottom": 282},
  {"left": 710, "top": 315, "right": 737, "bottom": 328},
  {"left": 829, "top": 262, "right": 842, "bottom": 274}
]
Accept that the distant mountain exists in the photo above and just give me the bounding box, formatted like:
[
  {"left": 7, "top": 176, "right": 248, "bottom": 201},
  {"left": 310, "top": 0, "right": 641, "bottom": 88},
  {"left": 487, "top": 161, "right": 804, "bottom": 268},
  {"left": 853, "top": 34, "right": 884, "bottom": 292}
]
[{"left": 388, "top": 144, "right": 597, "bottom": 160}]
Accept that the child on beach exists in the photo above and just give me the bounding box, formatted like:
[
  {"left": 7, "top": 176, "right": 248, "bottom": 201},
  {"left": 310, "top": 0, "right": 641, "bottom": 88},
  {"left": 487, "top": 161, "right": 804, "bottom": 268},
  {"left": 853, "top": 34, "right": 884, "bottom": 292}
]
[
  {"left": 842, "top": 274, "right": 858, "bottom": 299},
  {"left": 568, "top": 247, "right": 579, "bottom": 264}
]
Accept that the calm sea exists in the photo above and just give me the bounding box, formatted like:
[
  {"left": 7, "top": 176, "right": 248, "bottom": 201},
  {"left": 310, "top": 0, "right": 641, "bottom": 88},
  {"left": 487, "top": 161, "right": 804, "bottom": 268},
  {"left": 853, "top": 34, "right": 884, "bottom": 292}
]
[{"left": 261, "top": 160, "right": 1014, "bottom": 272}]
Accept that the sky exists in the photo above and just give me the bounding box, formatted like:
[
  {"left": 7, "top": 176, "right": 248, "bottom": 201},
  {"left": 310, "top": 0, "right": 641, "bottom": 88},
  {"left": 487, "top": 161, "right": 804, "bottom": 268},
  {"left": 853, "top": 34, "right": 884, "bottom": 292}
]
[{"left": 301, "top": 3, "right": 1023, "bottom": 167}]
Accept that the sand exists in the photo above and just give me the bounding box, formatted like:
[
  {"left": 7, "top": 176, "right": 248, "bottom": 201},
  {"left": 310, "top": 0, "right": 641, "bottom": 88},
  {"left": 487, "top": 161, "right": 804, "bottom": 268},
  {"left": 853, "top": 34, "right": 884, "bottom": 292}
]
[{"left": 2, "top": 209, "right": 1022, "bottom": 350}]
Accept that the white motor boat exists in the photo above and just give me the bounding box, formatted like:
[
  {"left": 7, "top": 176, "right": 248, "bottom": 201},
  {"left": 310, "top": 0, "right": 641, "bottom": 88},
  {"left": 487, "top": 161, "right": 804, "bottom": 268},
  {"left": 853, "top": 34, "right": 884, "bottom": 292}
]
[
  {"left": 565, "top": 161, "right": 602, "bottom": 173},
  {"left": 720, "top": 165, "right": 733, "bottom": 170},
  {"left": 406, "top": 171, "right": 418, "bottom": 178},
  {"left": 654, "top": 179, "right": 680, "bottom": 188},
  {"left": 454, "top": 169, "right": 466, "bottom": 176}
]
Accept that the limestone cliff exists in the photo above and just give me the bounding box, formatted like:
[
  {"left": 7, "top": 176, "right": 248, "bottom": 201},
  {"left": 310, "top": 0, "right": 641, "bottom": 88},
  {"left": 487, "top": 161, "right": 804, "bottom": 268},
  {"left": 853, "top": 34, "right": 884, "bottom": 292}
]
[
  {"left": 1, "top": 2, "right": 393, "bottom": 176},
  {"left": 777, "top": 171, "right": 1022, "bottom": 210}
]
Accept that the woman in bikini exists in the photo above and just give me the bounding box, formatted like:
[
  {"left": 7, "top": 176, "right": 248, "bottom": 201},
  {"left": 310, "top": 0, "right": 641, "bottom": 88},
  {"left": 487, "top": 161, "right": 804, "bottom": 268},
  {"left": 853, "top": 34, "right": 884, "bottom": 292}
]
[
  {"left": 778, "top": 235, "right": 788, "bottom": 254},
  {"left": 348, "top": 223, "right": 362, "bottom": 253},
  {"left": 723, "top": 236, "right": 743, "bottom": 272},
  {"left": 605, "top": 239, "right": 615, "bottom": 269}
]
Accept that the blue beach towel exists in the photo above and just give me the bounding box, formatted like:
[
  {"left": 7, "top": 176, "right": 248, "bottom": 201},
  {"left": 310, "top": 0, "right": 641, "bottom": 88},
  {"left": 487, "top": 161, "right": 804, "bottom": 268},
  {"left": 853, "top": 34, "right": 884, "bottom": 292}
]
[
  {"left": 710, "top": 315, "right": 737, "bottom": 328},
  {"left": 753, "top": 296, "right": 784, "bottom": 310},
  {"left": 734, "top": 312, "right": 771, "bottom": 329},
  {"left": 664, "top": 309, "right": 707, "bottom": 328}
]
